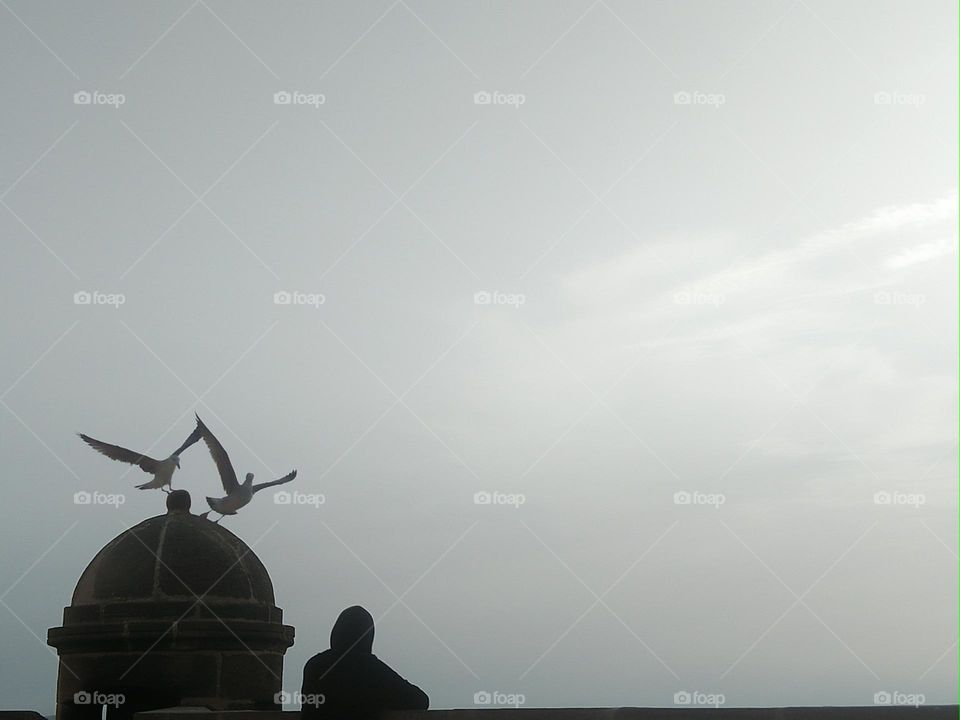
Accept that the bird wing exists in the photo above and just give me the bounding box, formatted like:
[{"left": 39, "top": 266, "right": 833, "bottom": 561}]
[
  {"left": 194, "top": 414, "right": 239, "bottom": 494},
  {"left": 171, "top": 423, "right": 203, "bottom": 457},
  {"left": 78, "top": 434, "right": 159, "bottom": 473},
  {"left": 252, "top": 469, "right": 297, "bottom": 493}
]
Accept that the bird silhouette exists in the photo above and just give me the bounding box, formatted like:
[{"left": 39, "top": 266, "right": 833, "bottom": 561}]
[
  {"left": 193, "top": 414, "right": 296, "bottom": 523},
  {"left": 78, "top": 425, "right": 203, "bottom": 492}
]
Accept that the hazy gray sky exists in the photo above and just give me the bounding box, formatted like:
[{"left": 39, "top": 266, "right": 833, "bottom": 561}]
[{"left": 1, "top": 1, "right": 957, "bottom": 712}]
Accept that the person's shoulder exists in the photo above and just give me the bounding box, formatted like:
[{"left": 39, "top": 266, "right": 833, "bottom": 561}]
[
  {"left": 364, "top": 653, "right": 409, "bottom": 680},
  {"left": 365, "top": 653, "right": 388, "bottom": 668},
  {"left": 305, "top": 649, "right": 333, "bottom": 664},
  {"left": 303, "top": 650, "right": 334, "bottom": 674}
]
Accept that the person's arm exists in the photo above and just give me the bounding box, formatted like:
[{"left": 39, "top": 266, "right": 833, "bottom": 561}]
[{"left": 368, "top": 656, "right": 429, "bottom": 710}]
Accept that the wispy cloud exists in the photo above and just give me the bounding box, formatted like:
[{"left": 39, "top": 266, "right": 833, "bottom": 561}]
[
  {"left": 553, "top": 191, "right": 957, "bottom": 356},
  {"left": 884, "top": 237, "right": 957, "bottom": 269}
]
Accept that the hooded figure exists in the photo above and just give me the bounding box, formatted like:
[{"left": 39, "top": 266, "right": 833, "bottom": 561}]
[{"left": 301, "top": 606, "right": 429, "bottom": 719}]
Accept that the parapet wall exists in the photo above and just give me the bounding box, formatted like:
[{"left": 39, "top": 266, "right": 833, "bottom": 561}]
[{"left": 136, "top": 706, "right": 958, "bottom": 720}]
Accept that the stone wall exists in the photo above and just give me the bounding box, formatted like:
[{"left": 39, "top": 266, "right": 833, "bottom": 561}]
[{"left": 136, "top": 705, "right": 958, "bottom": 720}]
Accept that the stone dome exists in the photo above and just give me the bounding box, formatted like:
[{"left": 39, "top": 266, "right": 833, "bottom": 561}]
[{"left": 71, "top": 503, "right": 274, "bottom": 609}]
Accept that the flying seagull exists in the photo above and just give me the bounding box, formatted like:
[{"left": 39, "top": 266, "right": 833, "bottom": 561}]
[
  {"left": 194, "top": 414, "right": 297, "bottom": 522},
  {"left": 78, "top": 425, "right": 203, "bottom": 492}
]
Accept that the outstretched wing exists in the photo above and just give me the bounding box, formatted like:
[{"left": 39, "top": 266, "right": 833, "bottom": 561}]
[
  {"left": 252, "top": 469, "right": 297, "bottom": 493},
  {"left": 171, "top": 423, "right": 203, "bottom": 458},
  {"left": 194, "top": 414, "right": 239, "bottom": 494},
  {"left": 78, "top": 433, "right": 159, "bottom": 473}
]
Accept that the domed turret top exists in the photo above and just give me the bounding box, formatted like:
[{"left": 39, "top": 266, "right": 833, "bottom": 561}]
[
  {"left": 71, "top": 494, "right": 275, "bottom": 609},
  {"left": 48, "top": 491, "right": 294, "bottom": 718}
]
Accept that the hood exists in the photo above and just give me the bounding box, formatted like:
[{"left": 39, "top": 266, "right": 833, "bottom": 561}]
[{"left": 330, "top": 605, "right": 374, "bottom": 654}]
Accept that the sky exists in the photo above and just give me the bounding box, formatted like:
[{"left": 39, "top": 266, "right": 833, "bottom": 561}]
[{"left": 0, "top": 0, "right": 957, "bottom": 713}]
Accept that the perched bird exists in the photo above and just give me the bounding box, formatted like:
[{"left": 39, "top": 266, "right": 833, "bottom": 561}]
[
  {"left": 194, "top": 414, "right": 297, "bottom": 523},
  {"left": 78, "top": 424, "right": 203, "bottom": 492}
]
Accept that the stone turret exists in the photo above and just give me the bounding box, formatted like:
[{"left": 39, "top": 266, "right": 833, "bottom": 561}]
[{"left": 48, "top": 491, "right": 294, "bottom": 720}]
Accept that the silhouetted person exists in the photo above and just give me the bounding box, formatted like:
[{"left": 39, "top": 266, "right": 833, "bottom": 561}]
[{"left": 301, "top": 605, "right": 428, "bottom": 720}]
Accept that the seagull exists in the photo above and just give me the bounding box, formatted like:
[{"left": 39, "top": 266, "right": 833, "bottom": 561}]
[
  {"left": 194, "top": 414, "right": 297, "bottom": 523},
  {"left": 78, "top": 425, "right": 203, "bottom": 492}
]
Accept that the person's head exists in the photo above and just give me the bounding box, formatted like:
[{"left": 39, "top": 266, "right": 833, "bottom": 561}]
[{"left": 330, "top": 605, "right": 375, "bottom": 654}]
